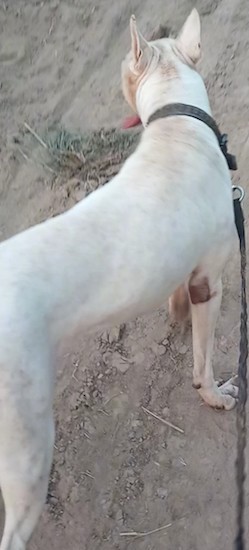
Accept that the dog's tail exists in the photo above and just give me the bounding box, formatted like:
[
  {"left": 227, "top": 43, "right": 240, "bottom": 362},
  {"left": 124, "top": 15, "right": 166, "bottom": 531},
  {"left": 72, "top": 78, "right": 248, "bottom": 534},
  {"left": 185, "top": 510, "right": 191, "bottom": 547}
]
[{"left": 169, "top": 284, "right": 190, "bottom": 322}]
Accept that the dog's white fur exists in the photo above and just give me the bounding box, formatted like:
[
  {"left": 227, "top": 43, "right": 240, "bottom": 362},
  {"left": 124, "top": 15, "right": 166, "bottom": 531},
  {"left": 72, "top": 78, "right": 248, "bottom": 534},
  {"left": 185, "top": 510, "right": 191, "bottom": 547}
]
[{"left": 0, "top": 9, "right": 238, "bottom": 549}]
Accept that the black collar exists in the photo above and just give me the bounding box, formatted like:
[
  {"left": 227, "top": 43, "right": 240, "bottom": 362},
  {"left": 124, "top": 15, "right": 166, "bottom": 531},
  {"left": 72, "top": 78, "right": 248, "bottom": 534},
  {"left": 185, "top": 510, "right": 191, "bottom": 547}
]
[{"left": 147, "top": 103, "right": 237, "bottom": 171}]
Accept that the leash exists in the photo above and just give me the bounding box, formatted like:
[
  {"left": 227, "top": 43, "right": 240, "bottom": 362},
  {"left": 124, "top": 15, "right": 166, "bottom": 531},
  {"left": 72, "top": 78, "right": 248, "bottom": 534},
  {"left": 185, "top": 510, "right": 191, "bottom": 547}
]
[
  {"left": 148, "top": 103, "right": 248, "bottom": 549},
  {"left": 233, "top": 185, "right": 248, "bottom": 550}
]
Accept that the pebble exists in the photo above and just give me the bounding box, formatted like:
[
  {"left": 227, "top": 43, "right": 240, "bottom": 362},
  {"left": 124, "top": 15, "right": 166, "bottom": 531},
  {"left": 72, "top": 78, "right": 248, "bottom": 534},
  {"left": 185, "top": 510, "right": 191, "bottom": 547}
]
[
  {"left": 84, "top": 418, "right": 95, "bottom": 435},
  {"left": 178, "top": 344, "right": 188, "bottom": 355},
  {"left": 126, "top": 476, "right": 135, "bottom": 485},
  {"left": 156, "top": 487, "right": 168, "bottom": 499},
  {"left": 108, "top": 326, "right": 122, "bottom": 344},
  {"left": 49, "top": 496, "right": 59, "bottom": 506},
  {"left": 70, "top": 486, "right": 80, "bottom": 503},
  {"left": 105, "top": 368, "right": 112, "bottom": 375},
  {"left": 112, "top": 354, "right": 131, "bottom": 373},
  {"left": 151, "top": 342, "right": 166, "bottom": 356},
  {"left": 103, "top": 352, "right": 112, "bottom": 364},
  {"left": 115, "top": 509, "right": 123, "bottom": 522}
]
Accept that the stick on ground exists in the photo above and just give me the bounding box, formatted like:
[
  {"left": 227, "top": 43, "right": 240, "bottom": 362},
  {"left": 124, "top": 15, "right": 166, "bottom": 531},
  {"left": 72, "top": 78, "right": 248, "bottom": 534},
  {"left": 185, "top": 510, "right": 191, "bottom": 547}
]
[
  {"left": 142, "top": 406, "right": 184, "bottom": 434},
  {"left": 120, "top": 522, "right": 172, "bottom": 538}
]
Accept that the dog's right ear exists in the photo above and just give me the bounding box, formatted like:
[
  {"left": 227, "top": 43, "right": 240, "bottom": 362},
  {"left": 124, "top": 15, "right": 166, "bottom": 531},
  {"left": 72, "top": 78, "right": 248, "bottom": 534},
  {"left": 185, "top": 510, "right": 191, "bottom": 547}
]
[
  {"left": 129, "top": 15, "right": 150, "bottom": 74},
  {"left": 176, "top": 8, "right": 201, "bottom": 65}
]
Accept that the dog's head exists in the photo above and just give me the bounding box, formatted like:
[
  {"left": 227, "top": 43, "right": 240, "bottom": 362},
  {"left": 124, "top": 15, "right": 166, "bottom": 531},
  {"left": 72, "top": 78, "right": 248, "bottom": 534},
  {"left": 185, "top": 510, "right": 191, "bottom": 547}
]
[{"left": 121, "top": 9, "right": 201, "bottom": 123}]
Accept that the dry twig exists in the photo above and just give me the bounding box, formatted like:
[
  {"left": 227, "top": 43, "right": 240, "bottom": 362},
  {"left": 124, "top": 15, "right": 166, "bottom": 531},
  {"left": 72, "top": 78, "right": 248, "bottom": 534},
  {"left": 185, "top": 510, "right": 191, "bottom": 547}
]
[
  {"left": 142, "top": 406, "right": 184, "bottom": 434},
  {"left": 81, "top": 470, "right": 95, "bottom": 479},
  {"left": 120, "top": 522, "right": 172, "bottom": 538},
  {"left": 24, "top": 122, "right": 49, "bottom": 150}
]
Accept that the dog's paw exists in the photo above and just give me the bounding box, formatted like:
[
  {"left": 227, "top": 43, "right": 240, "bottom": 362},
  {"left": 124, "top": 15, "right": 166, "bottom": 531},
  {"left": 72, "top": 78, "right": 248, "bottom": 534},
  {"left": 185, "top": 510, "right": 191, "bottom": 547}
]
[
  {"left": 197, "top": 378, "right": 238, "bottom": 410},
  {"left": 216, "top": 375, "right": 238, "bottom": 397}
]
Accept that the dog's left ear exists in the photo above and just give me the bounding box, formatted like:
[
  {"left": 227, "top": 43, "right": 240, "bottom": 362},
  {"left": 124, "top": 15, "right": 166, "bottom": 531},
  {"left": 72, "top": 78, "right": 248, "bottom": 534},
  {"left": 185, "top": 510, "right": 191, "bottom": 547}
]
[
  {"left": 129, "top": 15, "right": 151, "bottom": 73},
  {"left": 176, "top": 8, "right": 201, "bottom": 64}
]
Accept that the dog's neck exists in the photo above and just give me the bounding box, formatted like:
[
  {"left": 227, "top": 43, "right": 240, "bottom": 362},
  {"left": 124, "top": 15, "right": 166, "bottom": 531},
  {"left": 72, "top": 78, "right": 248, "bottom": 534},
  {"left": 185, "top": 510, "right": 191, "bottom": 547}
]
[{"left": 136, "top": 62, "right": 211, "bottom": 127}]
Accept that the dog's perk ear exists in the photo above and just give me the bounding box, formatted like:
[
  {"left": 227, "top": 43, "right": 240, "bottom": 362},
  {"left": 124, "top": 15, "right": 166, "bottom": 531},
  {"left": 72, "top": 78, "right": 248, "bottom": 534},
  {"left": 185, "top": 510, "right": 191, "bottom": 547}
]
[
  {"left": 129, "top": 15, "right": 150, "bottom": 73},
  {"left": 176, "top": 8, "right": 201, "bottom": 64}
]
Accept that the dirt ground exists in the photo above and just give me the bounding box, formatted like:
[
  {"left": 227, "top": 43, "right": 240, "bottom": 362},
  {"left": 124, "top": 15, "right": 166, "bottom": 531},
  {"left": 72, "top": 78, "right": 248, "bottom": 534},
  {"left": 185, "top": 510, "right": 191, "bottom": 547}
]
[{"left": 1, "top": 0, "right": 249, "bottom": 549}]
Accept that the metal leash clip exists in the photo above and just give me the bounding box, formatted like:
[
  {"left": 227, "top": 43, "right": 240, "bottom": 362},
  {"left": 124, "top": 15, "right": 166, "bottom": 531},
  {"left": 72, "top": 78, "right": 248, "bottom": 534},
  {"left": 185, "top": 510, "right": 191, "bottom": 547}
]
[{"left": 232, "top": 185, "right": 245, "bottom": 202}]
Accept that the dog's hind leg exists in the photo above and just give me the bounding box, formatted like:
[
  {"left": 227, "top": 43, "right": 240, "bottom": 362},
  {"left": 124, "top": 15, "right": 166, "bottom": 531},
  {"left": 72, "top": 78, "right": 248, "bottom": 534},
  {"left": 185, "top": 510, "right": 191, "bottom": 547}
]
[
  {"left": 189, "top": 272, "right": 238, "bottom": 410},
  {"left": 0, "top": 352, "right": 55, "bottom": 550}
]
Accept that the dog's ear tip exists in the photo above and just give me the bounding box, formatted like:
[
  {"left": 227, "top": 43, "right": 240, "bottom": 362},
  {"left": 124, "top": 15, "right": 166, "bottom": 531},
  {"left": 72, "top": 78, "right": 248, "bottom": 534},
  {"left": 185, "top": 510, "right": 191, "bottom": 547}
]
[{"left": 189, "top": 8, "right": 201, "bottom": 27}]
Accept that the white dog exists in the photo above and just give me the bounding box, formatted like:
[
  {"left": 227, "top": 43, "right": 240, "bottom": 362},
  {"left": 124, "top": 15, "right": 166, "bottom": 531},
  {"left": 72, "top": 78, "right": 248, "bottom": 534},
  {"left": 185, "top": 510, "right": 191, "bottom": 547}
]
[{"left": 0, "top": 9, "right": 238, "bottom": 550}]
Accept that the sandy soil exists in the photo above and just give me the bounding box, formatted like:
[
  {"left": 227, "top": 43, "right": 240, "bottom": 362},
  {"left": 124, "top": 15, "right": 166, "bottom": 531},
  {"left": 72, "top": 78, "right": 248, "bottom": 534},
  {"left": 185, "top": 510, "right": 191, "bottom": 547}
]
[{"left": 1, "top": 0, "right": 249, "bottom": 549}]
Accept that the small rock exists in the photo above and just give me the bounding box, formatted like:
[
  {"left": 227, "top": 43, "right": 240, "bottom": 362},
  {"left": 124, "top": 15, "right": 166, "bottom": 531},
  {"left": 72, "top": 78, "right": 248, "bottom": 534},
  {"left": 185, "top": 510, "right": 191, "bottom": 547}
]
[
  {"left": 151, "top": 343, "right": 166, "bottom": 356},
  {"left": 115, "top": 509, "right": 123, "bottom": 522},
  {"left": 108, "top": 326, "right": 122, "bottom": 344},
  {"left": 105, "top": 368, "right": 111, "bottom": 375},
  {"left": 98, "top": 373, "right": 103, "bottom": 379},
  {"left": 84, "top": 418, "right": 95, "bottom": 435},
  {"left": 70, "top": 486, "right": 80, "bottom": 503},
  {"left": 127, "top": 476, "right": 135, "bottom": 485},
  {"left": 162, "top": 406, "right": 170, "bottom": 417},
  {"left": 112, "top": 353, "right": 131, "bottom": 374},
  {"left": 178, "top": 344, "right": 188, "bottom": 355},
  {"left": 158, "top": 345, "right": 166, "bottom": 355},
  {"left": 49, "top": 496, "right": 59, "bottom": 506},
  {"left": 156, "top": 487, "right": 168, "bottom": 499},
  {"left": 101, "top": 331, "right": 109, "bottom": 342},
  {"left": 102, "top": 352, "right": 112, "bottom": 364},
  {"left": 162, "top": 338, "right": 169, "bottom": 346}
]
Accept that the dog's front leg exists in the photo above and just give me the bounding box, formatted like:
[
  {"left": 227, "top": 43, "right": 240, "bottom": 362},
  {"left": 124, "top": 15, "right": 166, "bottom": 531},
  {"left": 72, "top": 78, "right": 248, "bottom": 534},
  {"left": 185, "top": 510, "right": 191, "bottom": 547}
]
[{"left": 189, "top": 275, "right": 237, "bottom": 410}]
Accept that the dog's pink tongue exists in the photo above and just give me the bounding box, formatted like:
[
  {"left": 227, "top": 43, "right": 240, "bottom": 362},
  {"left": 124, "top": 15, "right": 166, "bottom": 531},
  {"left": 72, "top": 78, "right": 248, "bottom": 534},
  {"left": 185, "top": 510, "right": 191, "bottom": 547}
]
[{"left": 122, "top": 114, "right": 141, "bottom": 129}]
